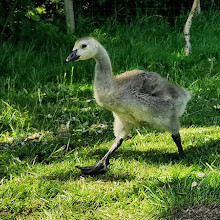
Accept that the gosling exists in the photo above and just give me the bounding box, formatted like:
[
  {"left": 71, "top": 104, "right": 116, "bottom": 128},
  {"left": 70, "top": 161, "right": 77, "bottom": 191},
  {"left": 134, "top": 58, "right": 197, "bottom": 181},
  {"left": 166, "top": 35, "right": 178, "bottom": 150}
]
[{"left": 66, "top": 37, "right": 191, "bottom": 175}]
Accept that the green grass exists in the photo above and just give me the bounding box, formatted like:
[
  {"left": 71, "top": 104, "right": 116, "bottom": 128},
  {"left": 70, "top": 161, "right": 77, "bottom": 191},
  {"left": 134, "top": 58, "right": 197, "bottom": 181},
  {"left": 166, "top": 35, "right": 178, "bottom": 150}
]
[{"left": 0, "top": 12, "right": 220, "bottom": 219}]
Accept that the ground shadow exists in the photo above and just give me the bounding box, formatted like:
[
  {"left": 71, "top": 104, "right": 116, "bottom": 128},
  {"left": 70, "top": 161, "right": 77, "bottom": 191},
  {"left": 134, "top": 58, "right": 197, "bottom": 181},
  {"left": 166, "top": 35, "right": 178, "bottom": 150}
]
[
  {"left": 1, "top": 128, "right": 219, "bottom": 181},
  {"left": 81, "top": 138, "right": 220, "bottom": 166},
  {"left": 40, "top": 138, "right": 219, "bottom": 182},
  {"left": 42, "top": 169, "right": 137, "bottom": 182}
]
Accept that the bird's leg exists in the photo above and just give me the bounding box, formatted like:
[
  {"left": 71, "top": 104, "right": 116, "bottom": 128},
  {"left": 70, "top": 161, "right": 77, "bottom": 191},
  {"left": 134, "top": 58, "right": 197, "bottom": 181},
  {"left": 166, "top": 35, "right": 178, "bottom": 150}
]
[
  {"left": 171, "top": 133, "right": 185, "bottom": 158},
  {"left": 76, "top": 138, "right": 124, "bottom": 175}
]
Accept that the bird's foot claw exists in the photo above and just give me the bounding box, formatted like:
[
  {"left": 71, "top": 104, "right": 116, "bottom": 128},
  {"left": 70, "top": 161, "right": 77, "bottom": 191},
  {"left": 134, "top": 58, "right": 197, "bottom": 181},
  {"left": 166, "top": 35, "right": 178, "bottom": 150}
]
[{"left": 76, "top": 161, "right": 108, "bottom": 175}]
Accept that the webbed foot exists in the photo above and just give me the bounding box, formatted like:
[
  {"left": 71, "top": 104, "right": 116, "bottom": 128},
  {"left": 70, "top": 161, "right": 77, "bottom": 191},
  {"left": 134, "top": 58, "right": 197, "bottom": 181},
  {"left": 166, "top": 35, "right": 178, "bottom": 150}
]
[
  {"left": 76, "top": 160, "right": 108, "bottom": 175},
  {"left": 76, "top": 138, "right": 123, "bottom": 175}
]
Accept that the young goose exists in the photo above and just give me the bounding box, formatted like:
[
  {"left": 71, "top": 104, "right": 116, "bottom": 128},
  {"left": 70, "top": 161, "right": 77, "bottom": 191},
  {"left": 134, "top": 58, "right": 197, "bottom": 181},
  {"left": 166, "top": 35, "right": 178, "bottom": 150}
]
[{"left": 66, "top": 37, "right": 191, "bottom": 175}]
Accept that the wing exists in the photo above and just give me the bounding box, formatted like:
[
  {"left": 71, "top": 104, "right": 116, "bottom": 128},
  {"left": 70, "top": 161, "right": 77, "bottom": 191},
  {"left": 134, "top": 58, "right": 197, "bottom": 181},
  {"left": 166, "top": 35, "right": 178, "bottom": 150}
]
[{"left": 128, "top": 72, "right": 188, "bottom": 101}]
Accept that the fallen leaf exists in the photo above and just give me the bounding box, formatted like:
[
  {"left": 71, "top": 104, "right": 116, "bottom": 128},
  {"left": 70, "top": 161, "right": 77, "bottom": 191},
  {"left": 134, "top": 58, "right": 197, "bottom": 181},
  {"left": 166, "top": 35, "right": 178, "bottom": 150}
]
[{"left": 191, "top": 181, "right": 198, "bottom": 189}]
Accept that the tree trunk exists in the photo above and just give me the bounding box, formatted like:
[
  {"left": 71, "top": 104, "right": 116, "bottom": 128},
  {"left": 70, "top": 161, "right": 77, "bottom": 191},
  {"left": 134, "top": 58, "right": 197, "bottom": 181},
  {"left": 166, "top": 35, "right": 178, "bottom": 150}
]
[
  {"left": 184, "top": 0, "right": 200, "bottom": 56},
  {"left": 64, "top": 0, "right": 75, "bottom": 33},
  {"left": 197, "top": 0, "right": 201, "bottom": 15}
]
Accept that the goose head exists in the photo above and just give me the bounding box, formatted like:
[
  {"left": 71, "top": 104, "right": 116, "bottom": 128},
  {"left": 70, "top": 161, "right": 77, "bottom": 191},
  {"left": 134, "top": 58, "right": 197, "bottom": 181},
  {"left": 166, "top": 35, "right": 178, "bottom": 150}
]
[{"left": 66, "top": 37, "right": 99, "bottom": 62}]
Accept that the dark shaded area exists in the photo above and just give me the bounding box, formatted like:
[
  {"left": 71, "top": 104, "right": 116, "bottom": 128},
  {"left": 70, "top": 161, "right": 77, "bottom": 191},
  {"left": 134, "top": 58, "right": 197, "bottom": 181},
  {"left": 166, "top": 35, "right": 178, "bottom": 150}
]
[
  {"left": 43, "top": 169, "right": 137, "bottom": 183},
  {"left": 1, "top": 0, "right": 220, "bottom": 42},
  {"left": 86, "top": 139, "right": 220, "bottom": 167}
]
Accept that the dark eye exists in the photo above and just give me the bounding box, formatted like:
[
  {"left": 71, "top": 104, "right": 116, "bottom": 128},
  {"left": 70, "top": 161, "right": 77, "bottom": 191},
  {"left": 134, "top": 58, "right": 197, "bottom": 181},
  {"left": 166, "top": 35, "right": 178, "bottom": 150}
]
[{"left": 81, "top": 44, "right": 87, "bottom": 49}]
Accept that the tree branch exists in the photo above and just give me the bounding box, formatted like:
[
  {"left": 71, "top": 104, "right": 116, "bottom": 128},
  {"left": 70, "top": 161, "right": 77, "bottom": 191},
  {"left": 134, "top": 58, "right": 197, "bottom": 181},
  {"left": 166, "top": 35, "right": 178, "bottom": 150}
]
[{"left": 184, "top": 0, "right": 200, "bottom": 56}]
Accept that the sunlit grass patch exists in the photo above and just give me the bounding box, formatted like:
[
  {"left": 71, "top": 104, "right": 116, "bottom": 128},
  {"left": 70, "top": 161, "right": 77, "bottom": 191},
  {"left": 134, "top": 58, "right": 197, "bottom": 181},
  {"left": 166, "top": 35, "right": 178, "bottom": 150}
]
[
  {"left": 0, "top": 100, "right": 32, "bottom": 140},
  {"left": 0, "top": 126, "right": 219, "bottom": 219}
]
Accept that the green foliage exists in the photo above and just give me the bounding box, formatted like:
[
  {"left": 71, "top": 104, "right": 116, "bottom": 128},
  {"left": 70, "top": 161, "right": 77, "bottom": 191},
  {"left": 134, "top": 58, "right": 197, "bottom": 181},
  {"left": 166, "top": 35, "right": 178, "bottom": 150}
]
[
  {"left": 0, "top": 100, "right": 31, "bottom": 137},
  {"left": 1, "top": 0, "right": 220, "bottom": 42},
  {"left": 0, "top": 0, "right": 66, "bottom": 41},
  {"left": 0, "top": 8, "right": 220, "bottom": 220}
]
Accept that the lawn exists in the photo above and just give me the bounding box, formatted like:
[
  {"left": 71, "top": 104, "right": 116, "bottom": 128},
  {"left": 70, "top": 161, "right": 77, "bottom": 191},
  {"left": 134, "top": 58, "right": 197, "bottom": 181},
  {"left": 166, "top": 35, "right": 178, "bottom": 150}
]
[{"left": 0, "top": 12, "right": 219, "bottom": 219}]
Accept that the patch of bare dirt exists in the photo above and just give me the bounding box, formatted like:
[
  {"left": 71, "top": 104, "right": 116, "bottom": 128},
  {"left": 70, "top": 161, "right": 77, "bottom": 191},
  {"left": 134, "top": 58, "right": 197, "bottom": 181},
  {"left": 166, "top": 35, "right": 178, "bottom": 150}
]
[{"left": 171, "top": 205, "right": 220, "bottom": 220}]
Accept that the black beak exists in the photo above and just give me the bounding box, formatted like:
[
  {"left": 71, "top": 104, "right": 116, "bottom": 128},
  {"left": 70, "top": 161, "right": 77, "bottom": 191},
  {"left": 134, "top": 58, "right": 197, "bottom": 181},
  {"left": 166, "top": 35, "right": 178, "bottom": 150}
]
[{"left": 66, "top": 49, "right": 80, "bottom": 62}]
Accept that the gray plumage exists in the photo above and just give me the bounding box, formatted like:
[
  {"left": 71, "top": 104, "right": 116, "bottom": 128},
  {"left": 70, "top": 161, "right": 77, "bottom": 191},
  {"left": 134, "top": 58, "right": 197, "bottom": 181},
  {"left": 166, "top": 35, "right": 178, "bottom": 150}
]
[{"left": 66, "top": 37, "right": 191, "bottom": 174}]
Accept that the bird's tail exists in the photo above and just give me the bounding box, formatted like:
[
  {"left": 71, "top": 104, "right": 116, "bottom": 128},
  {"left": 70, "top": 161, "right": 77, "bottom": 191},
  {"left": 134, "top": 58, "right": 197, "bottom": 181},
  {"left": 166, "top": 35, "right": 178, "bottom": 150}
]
[{"left": 177, "top": 89, "right": 192, "bottom": 117}]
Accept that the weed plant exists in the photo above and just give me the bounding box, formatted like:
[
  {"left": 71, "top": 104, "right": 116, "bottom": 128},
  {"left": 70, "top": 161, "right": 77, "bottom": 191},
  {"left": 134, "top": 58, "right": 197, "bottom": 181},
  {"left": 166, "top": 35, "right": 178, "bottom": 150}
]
[{"left": 0, "top": 11, "right": 219, "bottom": 219}]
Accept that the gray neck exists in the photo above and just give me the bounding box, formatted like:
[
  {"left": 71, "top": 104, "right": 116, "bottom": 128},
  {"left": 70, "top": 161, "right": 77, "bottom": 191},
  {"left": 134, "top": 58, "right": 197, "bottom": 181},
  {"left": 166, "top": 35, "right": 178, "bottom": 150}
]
[{"left": 94, "top": 45, "right": 113, "bottom": 89}]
